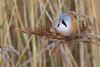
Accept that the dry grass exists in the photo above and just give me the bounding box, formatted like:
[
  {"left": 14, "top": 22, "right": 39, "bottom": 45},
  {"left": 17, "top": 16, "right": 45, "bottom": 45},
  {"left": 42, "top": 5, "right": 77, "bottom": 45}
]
[{"left": 0, "top": 0, "right": 100, "bottom": 67}]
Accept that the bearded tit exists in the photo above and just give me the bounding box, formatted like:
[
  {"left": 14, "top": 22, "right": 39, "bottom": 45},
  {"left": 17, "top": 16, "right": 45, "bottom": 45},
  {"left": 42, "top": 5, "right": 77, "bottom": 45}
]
[{"left": 53, "top": 13, "right": 78, "bottom": 36}]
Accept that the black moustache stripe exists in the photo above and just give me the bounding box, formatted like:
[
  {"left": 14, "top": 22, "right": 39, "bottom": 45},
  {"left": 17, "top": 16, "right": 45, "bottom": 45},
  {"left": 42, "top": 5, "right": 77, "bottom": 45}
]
[
  {"left": 57, "top": 24, "right": 60, "bottom": 27},
  {"left": 62, "top": 20, "right": 67, "bottom": 27}
]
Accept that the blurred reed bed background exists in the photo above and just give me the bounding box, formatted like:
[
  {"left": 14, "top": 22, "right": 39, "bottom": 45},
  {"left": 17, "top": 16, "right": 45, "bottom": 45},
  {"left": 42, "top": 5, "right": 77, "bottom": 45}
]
[{"left": 0, "top": 0, "right": 100, "bottom": 67}]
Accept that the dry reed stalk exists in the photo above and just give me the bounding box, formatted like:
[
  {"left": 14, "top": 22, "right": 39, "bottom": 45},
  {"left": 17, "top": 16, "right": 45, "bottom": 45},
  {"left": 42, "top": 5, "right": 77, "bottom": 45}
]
[{"left": 0, "top": 0, "right": 100, "bottom": 67}]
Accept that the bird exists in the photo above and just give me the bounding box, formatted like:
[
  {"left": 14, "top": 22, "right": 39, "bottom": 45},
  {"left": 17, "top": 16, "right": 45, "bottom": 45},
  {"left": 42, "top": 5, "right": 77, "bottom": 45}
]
[{"left": 53, "top": 13, "right": 78, "bottom": 36}]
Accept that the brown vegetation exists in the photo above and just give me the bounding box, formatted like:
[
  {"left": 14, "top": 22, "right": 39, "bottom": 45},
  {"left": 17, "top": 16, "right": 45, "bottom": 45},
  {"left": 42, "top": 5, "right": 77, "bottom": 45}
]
[{"left": 0, "top": 0, "right": 100, "bottom": 67}]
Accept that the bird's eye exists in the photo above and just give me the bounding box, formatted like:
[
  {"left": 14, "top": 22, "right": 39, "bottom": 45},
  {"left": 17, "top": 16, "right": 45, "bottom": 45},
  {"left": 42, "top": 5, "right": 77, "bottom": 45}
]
[{"left": 62, "top": 20, "right": 67, "bottom": 27}]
